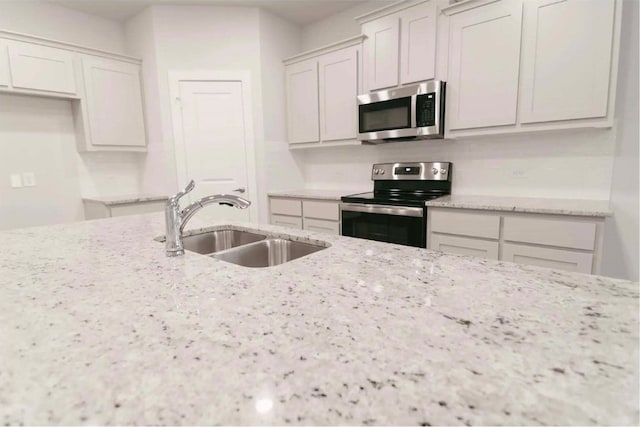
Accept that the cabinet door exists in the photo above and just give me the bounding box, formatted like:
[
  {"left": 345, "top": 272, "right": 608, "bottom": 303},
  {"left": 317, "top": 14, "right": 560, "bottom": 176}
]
[
  {"left": 271, "top": 214, "right": 303, "bottom": 230},
  {"left": 0, "top": 39, "right": 9, "bottom": 87},
  {"left": 362, "top": 15, "right": 400, "bottom": 91},
  {"left": 270, "top": 198, "right": 302, "bottom": 216},
  {"left": 502, "top": 243, "right": 593, "bottom": 274},
  {"left": 7, "top": 40, "right": 76, "bottom": 94},
  {"left": 318, "top": 46, "right": 358, "bottom": 142},
  {"left": 82, "top": 56, "right": 146, "bottom": 147},
  {"left": 447, "top": 0, "right": 523, "bottom": 130},
  {"left": 519, "top": 0, "right": 616, "bottom": 123},
  {"left": 399, "top": 1, "right": 437, "bottom": 85},
  {"left": 285, "top": 58, "right": 320, "bottom": 144},
  {"left": 303, "top": 218, "right": 340, "bottom": 235},
  {"left": 430, "top": 234, "right": 499, "bottom": 260}
]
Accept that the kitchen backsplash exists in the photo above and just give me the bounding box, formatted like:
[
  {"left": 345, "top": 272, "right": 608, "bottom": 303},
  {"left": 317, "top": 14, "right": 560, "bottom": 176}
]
[{"left": 300, "top": 127, "right": 615, "bottom": 200}]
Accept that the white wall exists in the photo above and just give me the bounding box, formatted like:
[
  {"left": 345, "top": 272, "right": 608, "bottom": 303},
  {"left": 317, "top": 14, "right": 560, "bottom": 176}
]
[
  {"left": 0, "top": 0, "right": 126, "bottom": 53},
  {"left": 124, "top": 7, "right": 168, "bottom": 196},
  {"left": 126, "top": 5, "right": 307, "bottom": 223},
  {"left": 301, "top": 0, "right": 395, "bottom": 51},
  {"left": 0, "top": 94, "right": 83, "bottom": 229},
  {"left": 125, "top": 5, "right": 265, "bottom": 221},
  {"left": 601, "top": 0, "right": 639, "bottom": 282},
  {"left": 0, "top": 1, "right": 142, "bottom": 229},
  {"left": 301, "top": 129, "right": 616, "bottom": 199},
  {"left": 258, "top": 10, "right": 306, "bottom": 223}
]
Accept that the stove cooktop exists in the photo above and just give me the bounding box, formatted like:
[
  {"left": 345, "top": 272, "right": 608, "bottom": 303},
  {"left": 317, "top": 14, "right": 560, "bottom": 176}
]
[{"left": 341, "top": 191, "right": 447, "bottom": 208}]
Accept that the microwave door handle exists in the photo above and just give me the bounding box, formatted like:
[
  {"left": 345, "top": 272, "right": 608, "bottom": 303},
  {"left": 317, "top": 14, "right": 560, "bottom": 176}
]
[{"left": 410, "top": 94, "right": 417, "bottom": 128}]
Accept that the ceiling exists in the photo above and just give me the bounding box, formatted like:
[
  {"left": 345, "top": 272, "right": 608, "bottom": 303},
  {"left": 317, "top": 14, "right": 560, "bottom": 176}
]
[{"left": 46, "top": 0, "right": 369, "bottom": 25}]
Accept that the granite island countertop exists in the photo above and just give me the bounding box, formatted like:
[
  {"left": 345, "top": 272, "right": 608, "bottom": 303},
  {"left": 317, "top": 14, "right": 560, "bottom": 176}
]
[{"left": 0, "top": 214, "right": 637, "bottom": 425}]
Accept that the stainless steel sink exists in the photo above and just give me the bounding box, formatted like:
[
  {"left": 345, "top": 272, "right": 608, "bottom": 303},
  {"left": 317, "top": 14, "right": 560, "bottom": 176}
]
[
  {"left": 180, "top": 229, "right": 267, "bottom": 255},
  {"left": 212, "top": 238, "right": 327, "bottom": 268}
]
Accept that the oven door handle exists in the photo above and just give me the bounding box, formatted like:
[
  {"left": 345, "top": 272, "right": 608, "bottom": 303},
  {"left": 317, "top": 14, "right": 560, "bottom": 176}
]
[{"left": 340, "top": 203, "right": 424, "bottom": 217}]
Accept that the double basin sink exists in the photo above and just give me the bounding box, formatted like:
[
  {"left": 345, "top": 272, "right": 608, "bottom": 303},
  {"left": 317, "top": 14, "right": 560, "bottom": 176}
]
[{"left": 163, "top": 228, "right": 328, "bottom": 268}]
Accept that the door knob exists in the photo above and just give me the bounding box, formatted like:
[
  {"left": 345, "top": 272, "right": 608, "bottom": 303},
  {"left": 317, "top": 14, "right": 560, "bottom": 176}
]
[{"left": 233, "top": 188, "right": 246, "bottom": 193}]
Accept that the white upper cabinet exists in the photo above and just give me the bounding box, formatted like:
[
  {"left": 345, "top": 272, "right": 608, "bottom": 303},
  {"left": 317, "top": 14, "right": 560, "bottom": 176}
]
[
  {"left": 318, "top": 45, "right": 358, "bottom": 142},
  {"left": 362, "top": 15, "right": 400, "bottom": 91},
  {"left": 446, "top": 0, "right": 523, "bottom": 131},
  {"left": 0, "top": 40, "right": 9, "bottom": 87},
  {"left": 284, "top": 36, "right": 362, "bottom": 147},
  {"left": 359, "top": 0, "right": 437, "bottom": 91},
  {"left": 81, "top": 56, "right": 146, "bottom": 148},
  {"left": 399, "top": 1, "right": 437, "bottom": 85},
  {"left": 7, "top": 40, "right": 76, "bottom": 94},
  {"left": 519, "top": 0, "right": 616, "bottom": 124},
  {"left": 285, "top": 57, "right": 320, "bottom": 144}
]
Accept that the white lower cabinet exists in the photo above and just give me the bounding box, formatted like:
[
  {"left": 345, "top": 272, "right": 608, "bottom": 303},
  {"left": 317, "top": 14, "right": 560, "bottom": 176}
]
[
  {"left": 502, "top": 243, "right": 593, "bottom": 274},
  {"left": 431, "top": 234, "right": 499, "bottom": 260},
  {"left": 269, "top": 196, "right": 340, "bottom": 235},
  {"left": 270, "top": 214, "right": 303, "bottom": 230},
  {"left": 428, "top": 207, "right": 603, "bottom": 274},
  {"left": 303, "top": 218, "right": 340, "bottom": 235}
]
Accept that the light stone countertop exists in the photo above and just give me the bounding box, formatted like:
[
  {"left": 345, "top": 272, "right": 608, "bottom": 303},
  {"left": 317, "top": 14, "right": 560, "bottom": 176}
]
[
  {"left": 82, "top": 194, "right": 168, "bottom": 206},
  {"left": 0, "top": 213, "right": 637, "bottom": 425},
  {"left": 268, "top": 189, "right": 365, "bottom": 201},
  {"left": 426, "top": 195, "right": 613, "bottom": 217}
]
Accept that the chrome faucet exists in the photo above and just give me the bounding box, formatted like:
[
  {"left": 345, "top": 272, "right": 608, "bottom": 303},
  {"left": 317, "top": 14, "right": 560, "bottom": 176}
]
[{"left": 165, "top": 180, "right": 251, "bottom": 257}]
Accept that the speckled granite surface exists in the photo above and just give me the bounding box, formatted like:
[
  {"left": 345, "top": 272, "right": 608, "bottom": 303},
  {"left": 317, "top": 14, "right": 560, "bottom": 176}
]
[
  {"left": 268, "top": 189, "right": 364, "bottom": 201},
  {"left": 82, "top": 194, "right": 168, "bottom": 205},
  {"left": 0, "top": 213, "right": 637, "bottom": 426},
  {"left": 426, "top": 195, "right": 612, "bottom": 217}
]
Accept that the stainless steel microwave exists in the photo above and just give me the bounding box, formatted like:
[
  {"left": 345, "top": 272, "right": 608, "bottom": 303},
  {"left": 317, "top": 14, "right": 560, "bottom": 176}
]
[{"left": 357, "top": 80, "right": 445, "bottom": 144}]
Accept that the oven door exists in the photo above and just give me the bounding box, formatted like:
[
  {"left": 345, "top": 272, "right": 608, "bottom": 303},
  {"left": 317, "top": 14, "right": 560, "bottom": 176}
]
[{"left": 340, "top": 203, "right": 426, "bottom": 248}]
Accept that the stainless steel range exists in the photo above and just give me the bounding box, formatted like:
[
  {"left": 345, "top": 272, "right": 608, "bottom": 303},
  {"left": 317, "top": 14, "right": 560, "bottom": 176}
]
[{"left": 340, "top": 162, "right": 452, "bottom": 248}]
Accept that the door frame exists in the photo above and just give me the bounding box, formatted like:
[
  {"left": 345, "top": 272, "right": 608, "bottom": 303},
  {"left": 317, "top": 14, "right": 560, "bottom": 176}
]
[{"left": 168, "top": 69, "right": 258, "bottom": 222}]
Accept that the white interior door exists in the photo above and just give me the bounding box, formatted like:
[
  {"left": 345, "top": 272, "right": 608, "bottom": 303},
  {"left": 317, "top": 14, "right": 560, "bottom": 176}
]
[{"left": 177, "top": 80, "right": 251, "bottom": 222}]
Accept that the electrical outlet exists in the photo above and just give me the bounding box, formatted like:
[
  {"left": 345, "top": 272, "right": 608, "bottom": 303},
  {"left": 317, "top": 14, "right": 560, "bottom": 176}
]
[
  {"left": 10, "top": 174, "right": 22, "bottom": 188},
  {"left": 22, "top": 172, "right": 36, "bottom": 187}
]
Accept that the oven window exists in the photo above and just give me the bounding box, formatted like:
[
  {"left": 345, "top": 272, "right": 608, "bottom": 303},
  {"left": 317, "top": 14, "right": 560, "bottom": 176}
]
[
  {"left": 359, "top": 97, "right": 412, "bottom": 133},
  {"left": 341, "top": 210, "right": 425, "bottom": 248}
]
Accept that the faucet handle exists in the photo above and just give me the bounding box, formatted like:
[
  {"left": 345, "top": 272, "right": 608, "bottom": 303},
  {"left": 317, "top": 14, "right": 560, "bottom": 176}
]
[{"left": 170, "top": 179, "right": 195, "bottom": 204}]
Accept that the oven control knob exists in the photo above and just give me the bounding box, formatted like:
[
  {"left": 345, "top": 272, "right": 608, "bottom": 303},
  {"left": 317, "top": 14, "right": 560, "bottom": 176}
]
[
  {"left": 440, "top": 169, "right": 447, "bottom": 175},
  {"left": 432, "top": 168, "right": 439, "bottom": 175},
  {"left": 380, "top": 169, "right": 385, "bottom": 175},
  {"left": 374, "top": 169, "right": 379, "bottom": 175}
]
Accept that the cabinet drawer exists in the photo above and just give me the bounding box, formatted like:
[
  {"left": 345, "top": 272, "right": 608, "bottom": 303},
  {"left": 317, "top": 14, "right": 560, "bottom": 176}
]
[
  {"left": 502, "top": 243, "right": 593, "bottom": 274},
  {"left": 7, "top": 40, "right": 76, "bottom": 94},
  {"left": 503, "top": 216, "right": 596, "bottom": 250},
  {"left": 270, "top": 198, "right": 302, "bottom": 216},
  {"left": 302, "top": 200, "right": 339, "bottom": 221},
  {"left": 431, "top": 234, "right": 499, "bottom": 260},
  {"left": 430, "top": 209, "right": 500, "bottom": 239},
  {"left": 303, "top": 218, "right": 340, "bottom": 235},
  {"left": 270, "top": 214, "right": 302, "bottom": 230}
]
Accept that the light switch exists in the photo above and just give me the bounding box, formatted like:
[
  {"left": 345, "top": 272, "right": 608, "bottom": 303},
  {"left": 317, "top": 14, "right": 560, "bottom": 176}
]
[
  {"left": 10, "top": 174, "right": 22, "bottom": 188},
  {"left": 22, "top": 172, "right": 36, "bottom": 187}
]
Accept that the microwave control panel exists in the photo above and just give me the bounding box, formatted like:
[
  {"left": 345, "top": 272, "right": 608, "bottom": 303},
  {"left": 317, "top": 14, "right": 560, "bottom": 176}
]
[{"left": 416, "top": 93, "right": 436, "bottom": 127}]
